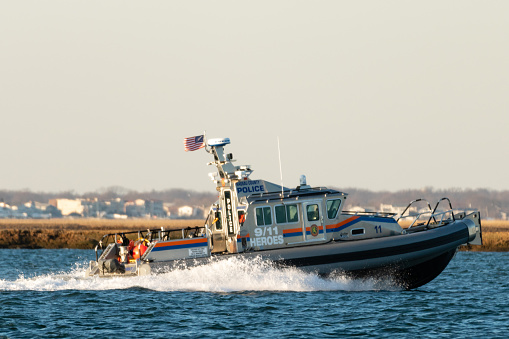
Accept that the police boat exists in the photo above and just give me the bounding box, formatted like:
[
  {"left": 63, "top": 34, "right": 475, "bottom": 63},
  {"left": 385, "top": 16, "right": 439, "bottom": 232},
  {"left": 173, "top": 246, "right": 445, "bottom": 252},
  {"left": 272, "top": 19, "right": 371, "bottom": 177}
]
[{"left": 86, "top": 137, "right": 482, "bottom": 290}]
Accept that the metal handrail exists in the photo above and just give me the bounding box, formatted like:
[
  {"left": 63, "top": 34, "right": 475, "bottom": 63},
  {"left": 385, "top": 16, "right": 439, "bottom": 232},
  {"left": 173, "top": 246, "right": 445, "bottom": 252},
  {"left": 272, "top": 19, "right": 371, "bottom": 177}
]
[
  {"left": 93, "top": 226, "right": 207, "bottom": 261},
  {"left": 398, "top": 211, "right": 433, "bottom": 229},
  {"left": 398, "top": 197, "right": 455, "bottom": 230},
  {"left": 427, "top": 197, "right": 455, "bottom": 226},
  {"left": 396, "top": 198, "right": 434, "bottom": 223},
  {"left": 399, "top": 210, "right": 453, "bottom": 230}
]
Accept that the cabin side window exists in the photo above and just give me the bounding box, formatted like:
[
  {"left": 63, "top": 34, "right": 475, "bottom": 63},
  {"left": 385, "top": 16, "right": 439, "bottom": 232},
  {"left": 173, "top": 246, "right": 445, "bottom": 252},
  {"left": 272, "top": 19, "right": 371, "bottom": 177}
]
[
  {"left": 326, "top": 199, "right": 342, "bottom": 219},
  {"left": 275, "top": 204, "right": 299, "bottom": 224},
  {"left": 287, "top": 204, "right": 299, "bottom": 223},
  {"left": 256, "top": 206, "right": 272, "bottom": 226},
  {"left": 306, "top": 204, "right": 320, "bottom": 221}
]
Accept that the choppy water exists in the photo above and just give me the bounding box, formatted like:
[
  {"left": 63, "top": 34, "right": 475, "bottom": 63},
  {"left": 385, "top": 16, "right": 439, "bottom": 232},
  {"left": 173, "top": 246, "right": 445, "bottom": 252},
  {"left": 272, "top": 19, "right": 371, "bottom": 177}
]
[{"left": 0, "top": 250, "right": 508, "bottom": 338}]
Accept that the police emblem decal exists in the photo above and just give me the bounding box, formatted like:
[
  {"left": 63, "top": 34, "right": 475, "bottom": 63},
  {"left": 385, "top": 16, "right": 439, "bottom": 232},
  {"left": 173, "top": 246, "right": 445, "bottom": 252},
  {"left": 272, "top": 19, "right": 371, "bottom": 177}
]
[{"left": 310, "top": 224, "right": 319, "bottom": 237}]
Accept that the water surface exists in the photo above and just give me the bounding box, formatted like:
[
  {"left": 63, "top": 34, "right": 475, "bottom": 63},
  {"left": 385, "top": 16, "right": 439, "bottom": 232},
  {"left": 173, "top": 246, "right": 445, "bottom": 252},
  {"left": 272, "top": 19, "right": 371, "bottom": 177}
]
[{"left": 0, "top": 250, "right": 507, "bottom": 338}]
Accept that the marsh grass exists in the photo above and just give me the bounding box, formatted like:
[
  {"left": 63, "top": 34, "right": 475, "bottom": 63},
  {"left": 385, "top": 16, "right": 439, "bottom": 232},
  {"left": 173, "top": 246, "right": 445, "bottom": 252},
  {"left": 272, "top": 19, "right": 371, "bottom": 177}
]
[
  {"left": 0, "top": 219, "right": 206, "bottom": 249},
  {"left": 461, "top": 232, "right": 509, "bottom": 252},
  {"left": 480, "top": 220, "right": 509, "bottom": 232},
  {"left": 0, "top": 218, "right": 205, "bottom": 231}
]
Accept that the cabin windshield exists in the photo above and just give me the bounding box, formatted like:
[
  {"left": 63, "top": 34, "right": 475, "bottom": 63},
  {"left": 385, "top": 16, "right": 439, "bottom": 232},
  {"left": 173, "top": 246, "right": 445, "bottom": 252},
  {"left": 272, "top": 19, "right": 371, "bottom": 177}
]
[{"left": 326, "top": 199, "right": 342, "bottom": 219}]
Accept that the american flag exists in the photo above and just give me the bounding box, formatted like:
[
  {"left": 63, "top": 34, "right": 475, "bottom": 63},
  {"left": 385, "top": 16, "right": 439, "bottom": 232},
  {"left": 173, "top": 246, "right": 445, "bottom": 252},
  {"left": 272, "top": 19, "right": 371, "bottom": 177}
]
[{"left": 184, "top": 135, "right": 205, "bottom": 152}]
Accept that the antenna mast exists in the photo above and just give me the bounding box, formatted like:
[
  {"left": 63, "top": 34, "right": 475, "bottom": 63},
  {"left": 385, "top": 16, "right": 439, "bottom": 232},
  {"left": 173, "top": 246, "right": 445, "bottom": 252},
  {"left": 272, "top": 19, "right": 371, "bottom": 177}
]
[{"left": 277, "top": 136, "right": 284, "bottom": 198}]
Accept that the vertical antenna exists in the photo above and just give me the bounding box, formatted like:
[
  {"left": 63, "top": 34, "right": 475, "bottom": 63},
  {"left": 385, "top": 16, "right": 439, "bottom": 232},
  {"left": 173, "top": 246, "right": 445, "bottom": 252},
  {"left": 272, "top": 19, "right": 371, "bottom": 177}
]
[{"left": 277, "top": 136, "right": 284, "bottom": 198}]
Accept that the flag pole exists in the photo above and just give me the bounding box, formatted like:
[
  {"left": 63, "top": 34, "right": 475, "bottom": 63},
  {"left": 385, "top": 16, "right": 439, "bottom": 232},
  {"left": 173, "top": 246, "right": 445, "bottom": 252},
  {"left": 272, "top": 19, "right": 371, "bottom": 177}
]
[{"left": 204, "top": 130, "right": 212, "bottom": 153}]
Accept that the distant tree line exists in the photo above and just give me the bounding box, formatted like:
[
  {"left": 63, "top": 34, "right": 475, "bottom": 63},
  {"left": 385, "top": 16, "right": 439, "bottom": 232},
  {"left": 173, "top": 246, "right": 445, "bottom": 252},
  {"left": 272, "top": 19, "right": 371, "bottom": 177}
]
[
  {"left": 335, "top": 187, "right": 509, "bottom": 219},
  {"left": 1, "top": 186, "right": 508, "bottom": 220}
]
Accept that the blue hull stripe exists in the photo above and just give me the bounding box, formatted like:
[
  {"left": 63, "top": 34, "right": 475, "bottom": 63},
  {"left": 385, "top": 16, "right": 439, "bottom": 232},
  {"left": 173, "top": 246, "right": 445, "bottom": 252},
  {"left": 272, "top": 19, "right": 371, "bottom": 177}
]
[
  {"left": 327, "top": 216, "right": 397, "bottom": 233},
  {"left": 283, "top": 232, "right": 303, "bottom": 238},
  {"left": 151, "top": 242, "right": 208, "bottom": 252},
  {"left": 305, "top": 230, "right": 324, "bottom": 235}
]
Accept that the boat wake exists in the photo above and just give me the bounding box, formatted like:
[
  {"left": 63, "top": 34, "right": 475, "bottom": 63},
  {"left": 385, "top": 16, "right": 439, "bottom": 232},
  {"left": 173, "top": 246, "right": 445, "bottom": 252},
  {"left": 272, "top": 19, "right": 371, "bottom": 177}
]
[{"left": 0, "top": 256, "right": 400, "bottom": 292}]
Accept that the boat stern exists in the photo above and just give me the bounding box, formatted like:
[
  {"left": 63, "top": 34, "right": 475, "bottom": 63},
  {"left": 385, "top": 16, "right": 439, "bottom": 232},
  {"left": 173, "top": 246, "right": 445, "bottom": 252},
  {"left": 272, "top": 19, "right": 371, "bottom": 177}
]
[{"left": 85, "top": 258, "right": 150, "bottom": 277}]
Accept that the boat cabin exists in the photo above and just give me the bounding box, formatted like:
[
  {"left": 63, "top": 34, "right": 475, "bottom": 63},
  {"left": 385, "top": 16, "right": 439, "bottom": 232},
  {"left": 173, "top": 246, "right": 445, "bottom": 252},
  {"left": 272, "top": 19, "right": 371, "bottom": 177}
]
[{"left": 204, "top": 138, "right": 403, "bottom": 255}]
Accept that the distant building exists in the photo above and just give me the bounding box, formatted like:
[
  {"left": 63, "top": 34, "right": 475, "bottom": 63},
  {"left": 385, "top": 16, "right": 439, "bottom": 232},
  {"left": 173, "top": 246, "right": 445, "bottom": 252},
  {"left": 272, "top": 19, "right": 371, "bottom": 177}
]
[
  {"left": 0, "top": 202, "right": 13, "bottom": 218},
  {"left": 81, "top": 199, "right": 101, "bottom": 218},
  {"left": 9, "top": 206, "right": 27, "bottom": 219},
  {"left": 49, "top": 199, "right": 84, "bottom": 216},
  {"left": 178, "top": 206, "right": 194, "bottom": 218},
  {"left": 177, "top": 205, "right": 206, "bottom": 218},
  {"left": 192, "top": 206, "right": 206, "bottom": 218},
  {"left": 125, "top": 199, "right": 146, "bottom": 217},
  {"left": 163, "top": 203, "right": 173, "bottom": 218},
  {"left": 45, "top": 204, "right": 62, "bottom": 218},
  {"left": 104, "top": 198, "right": 125, "bottom": 215},
  {"left": 82, "top": 198, "right": 127, "bottom": 218},
  {"left": 20, "top": 201, "right": 51, "bottom": 219},
  {"left": 145, "top": 200, "right": 166, "bottom": 218}
]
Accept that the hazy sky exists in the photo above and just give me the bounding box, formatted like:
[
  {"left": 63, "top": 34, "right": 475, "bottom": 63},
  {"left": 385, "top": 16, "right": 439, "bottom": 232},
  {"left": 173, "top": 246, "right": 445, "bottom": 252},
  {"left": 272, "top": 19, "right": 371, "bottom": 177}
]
[{"left": 1, "top": 1, "right": 508, "bottom": 194}]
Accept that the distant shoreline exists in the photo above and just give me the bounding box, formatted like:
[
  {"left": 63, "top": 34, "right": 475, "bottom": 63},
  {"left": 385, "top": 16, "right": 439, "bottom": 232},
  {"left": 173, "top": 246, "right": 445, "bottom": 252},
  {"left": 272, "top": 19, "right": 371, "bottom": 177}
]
[
  {"left": 0, "top": 219, "right": 507, "bottom": 251},
  {"left": 0, "top": 219, "right": 205, "bottom": 249}
]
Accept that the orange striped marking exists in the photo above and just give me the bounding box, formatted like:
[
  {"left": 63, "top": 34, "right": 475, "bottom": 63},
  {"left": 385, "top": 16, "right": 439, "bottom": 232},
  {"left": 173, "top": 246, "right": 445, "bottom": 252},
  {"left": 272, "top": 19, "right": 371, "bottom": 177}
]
[{"left": 154, "top": 237, "right": 208, "bottom": 248}]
